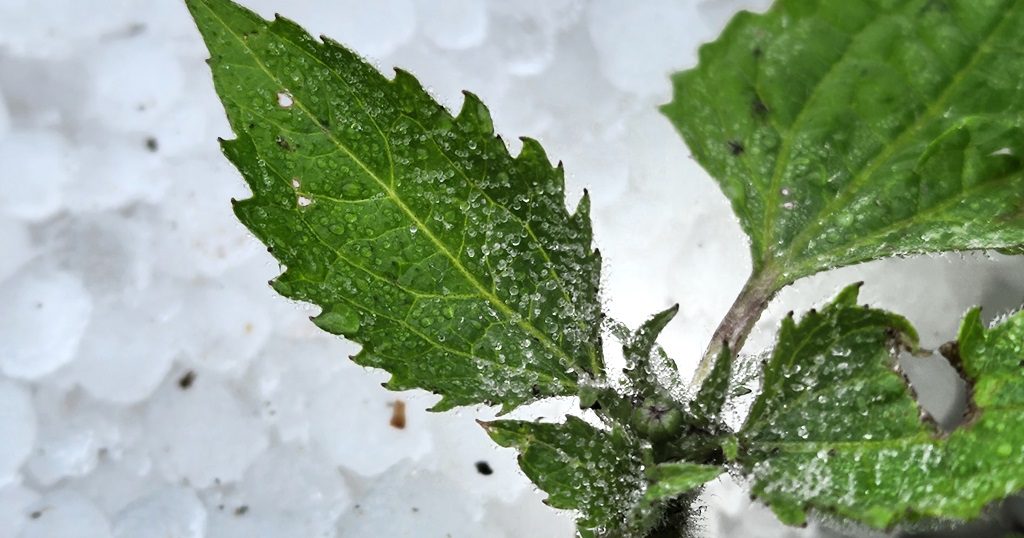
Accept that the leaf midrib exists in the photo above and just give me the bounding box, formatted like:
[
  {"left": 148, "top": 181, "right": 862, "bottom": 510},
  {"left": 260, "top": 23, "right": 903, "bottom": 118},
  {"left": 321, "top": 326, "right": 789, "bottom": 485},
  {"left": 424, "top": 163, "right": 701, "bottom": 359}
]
[
  {"left": 764, "top": 1, "right": 1019, "bottom": 283},
  {"left": 759, "top": 9, "right": 886, "bottom": 258},
  {"left": 197, "top": 1, "right": 587, "bottom": 379}
]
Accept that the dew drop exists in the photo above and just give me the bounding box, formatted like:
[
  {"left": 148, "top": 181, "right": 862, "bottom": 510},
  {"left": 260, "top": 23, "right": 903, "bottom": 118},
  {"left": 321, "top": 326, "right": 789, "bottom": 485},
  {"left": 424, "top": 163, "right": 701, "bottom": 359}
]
[{"left": 277, "top": 91, "right": 294, "bottom": 108}]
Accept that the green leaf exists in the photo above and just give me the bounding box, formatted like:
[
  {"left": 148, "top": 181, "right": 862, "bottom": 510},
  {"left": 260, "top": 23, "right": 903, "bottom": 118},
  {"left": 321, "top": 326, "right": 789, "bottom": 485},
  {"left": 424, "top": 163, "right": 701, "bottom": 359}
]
[
  {"left": 485, "top": 417, "right": 723, "bottom": 537},
  {"left": 623, "top": 305, "right": 683, "bottom": 400},
  {"left": 740, "top": 285, "right": 1024, "bottom": 529},
  {"left": 482, "top": 416, "right": 647, "bottom": 535},
  {"left": 642, "top": 462, "right": 724, "bottom": 505},
  {"left": 663, "top": 0, "right": 1024, "bottom": 288},
  {"left": 690, "top": 343, "right": 732, "bottom": 423},
  {"left": 187, "top": 0, "right": 603, "bottom": 411}
]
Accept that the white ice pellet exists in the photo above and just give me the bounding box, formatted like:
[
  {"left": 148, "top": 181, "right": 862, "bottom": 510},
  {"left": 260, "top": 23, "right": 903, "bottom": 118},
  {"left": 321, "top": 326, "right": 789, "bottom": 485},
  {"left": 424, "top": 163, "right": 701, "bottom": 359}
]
[
  {"left": 0, "top": 217, "right": 33, "bottom": 284},
  {"left": 62, "top": 296, "right": 181, "bottom": 405},
  {"left": 85, "top": 36, "right": 186, "bottom": 133},
  {"left": 587, "top": 0, "right": 701, "bottom": 97},
  {"left": 425, "top": 412, "right": 527, "bottom": 504},
  {"left": 0, "top": 130, "right": 72, "bottom": 221},
  {"left": 308, "top": 362, "right": 434, "bottom": 477},
  {"left": 702, "top": 476, "right": 817, "bottom": 538},
  {"left": 38, "top": 213, "right": 153, "bottom": 299},
  {"left": 144, "top": 375, "right": 268, "bottom": 488},
  {"left": 336, "top": 463, "right": 505, "bottom": 538},
  {"left": 25, "top": 389, "right": 125, "bottom": 487},
  {"left": 64, "top": 142, "right": 163, "bottom": 214},
  {"left": 0, "top": 381, "right": 36, "bottom": 487},
  {"left": 247, "top": 338, "right": 353, "bottom": 444},
  {"left": 0, "top": 269, "right": 92, "bottom": 380},
  {"left": 20, "top": 489, "right": 112, "bottom": 538},
  {"left": 156, "top": 158, "right": 261, "bottom": 278},
  {"left": 419, "top": 0, "right": 488, "bottom": 50},
  {"left": 62, "top": 450, "right": 155, "bottom": 518},
  {"left": 0, "top": 484, "right": 40, "bottom": 537},
  {"left": 112, "top": 486, "right": 207, "bottom": 538},
  {"left": 484, "top": 488, "right": 577, "bottom": 538},
  {"left": 244, "top": 0, "right": 416, "bottom": 58},
  {"left": 486, "top": 0, "right": 584, "bottom": 77},
  {"left": 0, "top": 88, "right": 10, "bottom": 139},
  {"left": 205, "top": 443, "right": 352, "bottom": 538},
  {"left": 177, "top": 282, "right": 271, "bottom": 377}
]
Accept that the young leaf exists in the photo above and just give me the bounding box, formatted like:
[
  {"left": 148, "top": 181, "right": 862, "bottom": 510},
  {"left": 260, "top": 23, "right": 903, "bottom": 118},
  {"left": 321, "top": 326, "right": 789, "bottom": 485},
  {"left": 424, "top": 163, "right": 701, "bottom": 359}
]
[
  {"left": 642, "top": 462, "right": 724, "bottom": 505},
  {"left": 690, "top": 343, "right": 732, "bottom": 423},
  {"left": 663, "top": 0, "right": 1024, "bottom": 288},
  {"left": 623, "top": 305, "right": 683, "bottom": 399},
  {"left": 187, "top": 0, "right": 604, "bottom": 411},
  {"left": 485, "top": 416, "right": 723, "bottom": 537},
  {"left": 629, "top": 462, "right": 724, "bottom": 537},
  {"left": 482, "top": 416, "right": 647, "bottom": 536},
  {"left": 741, "top": 286, "right": 1024, "bottom": 529}
]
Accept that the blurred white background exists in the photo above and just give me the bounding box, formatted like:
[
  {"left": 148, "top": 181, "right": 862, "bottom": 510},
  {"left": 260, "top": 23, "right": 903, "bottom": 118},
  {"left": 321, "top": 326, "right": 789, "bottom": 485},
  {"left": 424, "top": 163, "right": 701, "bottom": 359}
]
[{"left": 1, "top": 0, "right": 1023, "bottom": 536}]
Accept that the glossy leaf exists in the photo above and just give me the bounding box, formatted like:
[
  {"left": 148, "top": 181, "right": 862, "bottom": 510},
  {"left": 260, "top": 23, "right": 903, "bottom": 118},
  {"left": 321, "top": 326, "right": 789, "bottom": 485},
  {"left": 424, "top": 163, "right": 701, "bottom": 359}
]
[
  {"left": 663, "top": 0, "right": 1024, "bottom": 288},
  {"left": 742, "top": 285, "right": 1024, "bottom": 529},
  {"left": 482, "top": 416, "right": 647, "bottom": 535},
  {"left": 691, "top": 343, "right": 732, "bottom": 423},
  {"left": 622, "top": 305, "right": 683, "bottom": 400},
  {"left": 187, "top": 0, "right": 603, "bottom": 411},
  {"left": 642, "top": 462, "right": 724, "bottom": 505}
]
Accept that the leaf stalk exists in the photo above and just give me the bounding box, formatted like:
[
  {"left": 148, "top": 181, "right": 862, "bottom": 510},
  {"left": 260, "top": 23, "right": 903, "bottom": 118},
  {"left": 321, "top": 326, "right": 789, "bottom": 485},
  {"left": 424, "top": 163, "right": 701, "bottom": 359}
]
[{"left": 691, "top": 268, "right": 779, "bottom": 388}]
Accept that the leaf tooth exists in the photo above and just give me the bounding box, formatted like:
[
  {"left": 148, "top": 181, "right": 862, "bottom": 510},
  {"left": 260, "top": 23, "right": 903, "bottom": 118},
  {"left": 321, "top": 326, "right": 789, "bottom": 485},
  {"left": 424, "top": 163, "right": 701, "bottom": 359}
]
[
  {"left": 456, "top": 90, "right": 495, "bottom": 134},
  {"left": 517, "top": 136, "right": 554, "bottom": 169},
  {"left": 268, "top": 12, "right": 318, "bottom": 49},
  {"left": 830, "top": 282, "right": 864, "bottom": 306},
  {"left": 571, "top": 189, "right": 593, "bottom": 242}
]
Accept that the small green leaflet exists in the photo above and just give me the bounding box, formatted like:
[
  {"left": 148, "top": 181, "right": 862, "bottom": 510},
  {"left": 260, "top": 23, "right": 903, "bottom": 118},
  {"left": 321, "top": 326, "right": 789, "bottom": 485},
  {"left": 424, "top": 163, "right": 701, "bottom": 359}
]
[
  {"left": 483, "top": 417, "right": 646, "bottom": 536},
  {"left": 187, "top": 0, "right": 603, "bottom": 411},
  {"left": 622, "top": 305, "right": 683, "bottom": 400},
  {"left": 663, "top": 0, "right": 1024, "bottom": 289},
  {"left": 741, "top": 285, "right": 1024, "bottom": 529},
  {"left": 483, "top": 417, "right": 722, "bottom": 537},
  {"left": 690, "top": 343, "right": 732, "bottom": 424},
  {"left": 643, "top": 462, "right": 724, "bottom": 506}
]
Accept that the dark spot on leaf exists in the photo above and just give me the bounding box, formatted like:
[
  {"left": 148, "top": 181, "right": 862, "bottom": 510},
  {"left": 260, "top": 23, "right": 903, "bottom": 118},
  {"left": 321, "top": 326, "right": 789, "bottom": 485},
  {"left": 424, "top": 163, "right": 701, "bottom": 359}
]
[
  {"left": 475, "top": 461, "right": 494, "bottom": 475},
  {"left": 921, "top": 0, "right": 950, "bottom": 13},
  {"left": 752, "top": 47, "right": 763, "bottom": 58},
  {"left": 728, "top": 140, "right": 745, "bottom": 156},
  {"left": 389, "top": 399, "right": 406, "bottom": 429},
  {"left": 178, "top": 370, "right": 196, "bottom": 390},
  {"left": 530, "top": 384, "right": 541, "bottom": 396},
  {"left": 275, "top": 136, "right": 291, "bottom": 150},
  {"left": 751, "top": 97, "right": 769, "bottom": 118}
]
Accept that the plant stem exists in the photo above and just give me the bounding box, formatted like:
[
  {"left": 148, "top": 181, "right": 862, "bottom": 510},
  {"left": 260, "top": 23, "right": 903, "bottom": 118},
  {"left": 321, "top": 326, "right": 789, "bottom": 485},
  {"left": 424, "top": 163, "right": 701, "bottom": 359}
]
[{"left": 690, "top": 268, "right": 780, "bottom": 388}]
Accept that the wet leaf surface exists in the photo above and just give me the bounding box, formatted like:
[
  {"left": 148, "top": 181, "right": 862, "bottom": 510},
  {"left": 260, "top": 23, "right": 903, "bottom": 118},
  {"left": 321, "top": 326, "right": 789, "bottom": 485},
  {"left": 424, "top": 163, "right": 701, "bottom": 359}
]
[
  {"left": 188, "top": 0, "right": 604, "bottom": 411},
  {"left": 663, "top": 0, "right": 1024, "bottom": 288},
  {"left": 743, "top": 285, "right": 1024, "bottom": 529}
]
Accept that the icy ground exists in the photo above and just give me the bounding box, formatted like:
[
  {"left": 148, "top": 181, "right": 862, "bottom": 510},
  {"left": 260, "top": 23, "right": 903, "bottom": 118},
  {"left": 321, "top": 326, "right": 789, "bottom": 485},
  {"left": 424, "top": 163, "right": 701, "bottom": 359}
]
[{"left": 2, "top": 0, "right": 1024, "bottom": 537}]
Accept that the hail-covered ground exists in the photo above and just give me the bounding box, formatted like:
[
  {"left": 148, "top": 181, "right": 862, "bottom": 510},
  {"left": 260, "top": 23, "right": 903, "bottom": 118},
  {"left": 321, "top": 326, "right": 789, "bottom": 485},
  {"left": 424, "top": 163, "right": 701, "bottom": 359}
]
[{"left": 2, "top": 1, "right": 1023, "bottom": 537}]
